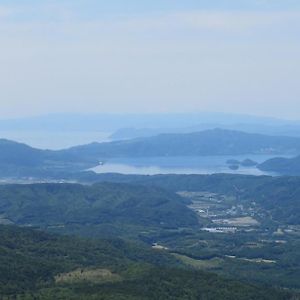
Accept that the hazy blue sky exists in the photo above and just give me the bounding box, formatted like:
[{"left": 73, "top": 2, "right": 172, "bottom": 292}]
[{"left": 0, "top": 0, "right": 299, "bottom": 119}]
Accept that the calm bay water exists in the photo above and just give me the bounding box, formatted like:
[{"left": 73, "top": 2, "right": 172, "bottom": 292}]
[{"left": 91, "top": 155, "right": 288, "bottom": 176}]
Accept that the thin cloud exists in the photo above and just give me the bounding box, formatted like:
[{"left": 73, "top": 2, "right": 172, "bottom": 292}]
[{"left": 0, "top": 1, "right": 299, "bottom": 119}]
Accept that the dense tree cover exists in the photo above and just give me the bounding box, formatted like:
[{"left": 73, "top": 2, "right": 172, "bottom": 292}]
[
  {"left": 0, "top": 225, "right": 294, "bottom": 300},
  {"left": 22, "top": 268, "right": 294, "bottom": 300},
  {"left": 241, "top": 176, "right": 300, "bottom": 224},
  {"left": 0, "top": 225, "right": 179, "bottom": 295},
  {"left": 169, "top": 231, "right": 300, "bottom": 289},
  {"left": 0, "top": 182, "right": 198, "bottom": 229}
]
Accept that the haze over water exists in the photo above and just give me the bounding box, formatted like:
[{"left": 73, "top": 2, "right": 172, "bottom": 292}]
[{"left": 0, "top": 130, "right": 111, "bottom": 150}]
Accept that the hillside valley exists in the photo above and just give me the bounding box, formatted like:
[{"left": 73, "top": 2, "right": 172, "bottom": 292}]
[{"left": 0, "top": 174, "right": 299, "bottom": 293}]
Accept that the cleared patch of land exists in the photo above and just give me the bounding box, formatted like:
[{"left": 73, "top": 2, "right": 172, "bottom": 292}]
[
  {"left": 172, "top": 253, "right": 222, "bottom": 270},
  {"left": 55, "top": 268, "right": 121, "bottom": 284},
  {"left": 212, "top": 216, "right": 259, "bottom": 227},
  {"left": 225, "top": 255, "right": 276, "bottom": 264}
]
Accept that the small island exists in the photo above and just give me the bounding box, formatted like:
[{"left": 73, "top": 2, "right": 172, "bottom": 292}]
[
  {"left": 226, "top": 159, "right": 240, "bottom": 165},
  {"left": 226, "top": 158, "right": 258, "bottom": 170},
  {"left": 228, "top": 164, "right": 240, "bottom": 170}
]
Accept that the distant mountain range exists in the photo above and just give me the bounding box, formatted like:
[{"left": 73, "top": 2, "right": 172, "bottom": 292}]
[
  {"left": 1, "top": 112, "right": 300, "bottom": 133},
  {"left": 67, "top": 128, "right": 300, "bottom": 159},
  {"left": 3, "top": 113, "right": 300, "bottom": 151},
  {"left": 110, "top": 123, "right": 300, "bottom": 140},
  {"left": 2, "top": 129, "right": 300, "bottom": 178}
]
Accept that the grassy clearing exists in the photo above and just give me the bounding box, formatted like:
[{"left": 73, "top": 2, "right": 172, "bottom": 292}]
[
  {"left": 172, "top": 253, "right": 222, "bottom": 270},
  {"left": 55, "top": 268, "right": 122, "bottom": 284}
]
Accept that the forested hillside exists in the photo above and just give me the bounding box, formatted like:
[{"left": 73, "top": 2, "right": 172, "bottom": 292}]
[
  {"left": 72, "top": 173, "right": 300, "bottom": 225},
  {"left": 0, "top": 225, "right": 294, "bottom": 300},
  {"left": 0, "top": 139, "right": 97, "bottom": 177},
  {"left": 0, "top": 182, "right": 198, "bottom": 232},
  {"left": 0, "top": 175, "right": 299, "bottom": 295},
  {"left": 258, "top": 155, "right": 300, "bottom": 175}
]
